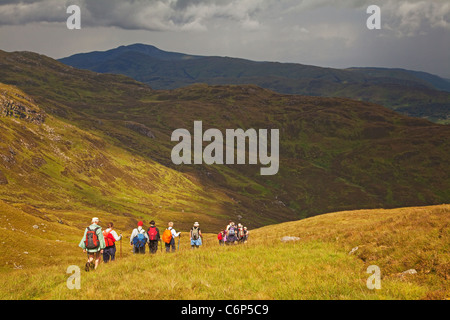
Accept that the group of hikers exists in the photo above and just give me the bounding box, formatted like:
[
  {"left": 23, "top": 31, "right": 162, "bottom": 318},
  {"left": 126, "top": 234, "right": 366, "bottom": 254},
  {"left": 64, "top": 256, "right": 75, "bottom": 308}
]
[
  {"left": 78, "top": 218, "right": 210, "bottom": 271},
  {"left": 217, "top": 221, "right": 249, "bottom": 246}
]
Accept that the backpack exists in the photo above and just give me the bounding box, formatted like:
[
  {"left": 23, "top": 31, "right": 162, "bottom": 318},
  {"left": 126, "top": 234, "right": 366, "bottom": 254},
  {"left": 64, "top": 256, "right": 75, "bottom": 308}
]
[
  {"left": 148, "top": 227, "right": 158, "bottom": 241},
  {"left": 133, "top": 229, "right": 147, "bottom": 248},
  {"left": 85, "top": 226, "right": 101, "bottom": 249},
  {"left": 103, "top": 229, "right": 116, "bottom": 247},
  {"left": 192, "top": 227, "right": 200, "bottom": 240},
  {"left": 162, "top": 229, "right": 173, "bottom": 244},
  {"left": 217, "top": 232, "right": 223, "bottom": 241},
  {"left": 228, "top": 227, "right": 236, "bottom": 237}
]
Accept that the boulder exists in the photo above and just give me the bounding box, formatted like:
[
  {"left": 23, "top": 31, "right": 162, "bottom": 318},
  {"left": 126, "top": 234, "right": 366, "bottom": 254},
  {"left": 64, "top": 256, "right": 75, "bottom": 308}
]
[
  {"left": 402, "top": 269, "right": 417, "bottom": 275},
  {"left": 281, "top": 236, "right": 300, "bottom": 242}
]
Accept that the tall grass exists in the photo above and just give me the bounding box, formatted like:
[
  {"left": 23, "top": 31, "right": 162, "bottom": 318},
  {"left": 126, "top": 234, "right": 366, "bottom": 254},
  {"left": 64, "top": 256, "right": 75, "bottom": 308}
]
[{"left": 1, "top": 204, "right": 448, "bottom": 300}]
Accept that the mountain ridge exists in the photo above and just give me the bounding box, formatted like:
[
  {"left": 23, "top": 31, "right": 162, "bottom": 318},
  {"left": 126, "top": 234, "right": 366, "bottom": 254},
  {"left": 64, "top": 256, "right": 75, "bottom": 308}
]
[
  {"left": 1, "top": 49, "right": 450, "bottom": 231},
  {"left": 58, "top": 43, "right": 450, "bottom": 123}
]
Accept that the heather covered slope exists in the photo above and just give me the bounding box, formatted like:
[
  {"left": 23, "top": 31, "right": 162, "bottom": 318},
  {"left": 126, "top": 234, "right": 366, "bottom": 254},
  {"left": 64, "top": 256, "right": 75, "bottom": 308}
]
[
  {"left": 59, "top": 44, "right": 450, "bottom": 123},
  {"left": 1, "top": 50, "right": 450, "bottom": 228},
  {"left": 0, "top": 83, "right": 232, "bottom": 231}
]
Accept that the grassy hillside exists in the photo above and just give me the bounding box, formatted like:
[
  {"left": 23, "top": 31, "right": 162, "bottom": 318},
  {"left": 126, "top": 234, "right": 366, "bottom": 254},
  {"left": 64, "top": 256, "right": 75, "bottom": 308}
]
[
  {"left": 347, "top": 67, "right": 450, "bottom": 92},
  {"left": 0, "top": 204, "right": 448, "bottom": 300},
  {"left": 0, "top": 52, "right": 448, "bottom": 300},
  {"left": 0, "top": 83, "right": 232, "bottom": 232},
  {"left": 1, "top": 50, "right": 450, "bottom": 229},
  {"left": 59, "top": 44, "right": 450, "bottom": 123}
]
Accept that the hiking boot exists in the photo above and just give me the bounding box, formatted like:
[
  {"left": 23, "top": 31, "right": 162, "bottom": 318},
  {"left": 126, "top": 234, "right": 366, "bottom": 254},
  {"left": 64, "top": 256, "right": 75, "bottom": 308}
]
[{"left": 85, "top": 262, "right": 90, "bottom": 272}]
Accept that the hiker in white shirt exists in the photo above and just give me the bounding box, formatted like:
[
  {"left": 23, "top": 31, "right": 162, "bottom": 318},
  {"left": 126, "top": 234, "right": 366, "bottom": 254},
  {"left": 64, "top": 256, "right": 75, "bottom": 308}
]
[
  {"left": 165, "top": 221, "right": 181, "bottom": 252},
  {"left": 130, "top": 221, "right": 148, "bottom": 254}
]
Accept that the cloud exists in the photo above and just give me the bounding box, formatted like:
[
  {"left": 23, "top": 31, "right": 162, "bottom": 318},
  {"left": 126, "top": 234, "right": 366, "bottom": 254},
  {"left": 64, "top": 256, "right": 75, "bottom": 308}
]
[
  {"left": 0, "top": 0, "right": 68, "bottom": 25},
  {"left": 287, "top": 0, "right": 450, "bottom": 36},
  {"left": 0, "top": 0, "right": 266, "bottom": 31},
  {"left": 0, "top": 0, "right": 448, "bottom": 36},
  {"left": 385, "top": 1, "right": 450, "bottom": 37}
]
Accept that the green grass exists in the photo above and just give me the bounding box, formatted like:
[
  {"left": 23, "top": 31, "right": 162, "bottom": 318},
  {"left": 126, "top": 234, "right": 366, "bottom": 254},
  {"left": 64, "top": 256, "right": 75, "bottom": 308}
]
[
  {"left": 0, "top": 238, "right": 430, "bottom": 300},
  {"left": 0, "top": 204, "right": 447, "bottom": 300}
]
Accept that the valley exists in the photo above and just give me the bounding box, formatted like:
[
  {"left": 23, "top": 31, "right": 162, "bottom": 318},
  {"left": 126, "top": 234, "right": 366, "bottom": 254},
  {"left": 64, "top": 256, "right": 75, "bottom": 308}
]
[{"left": 0, "top": 49, "right": 448, "bottom": 300}]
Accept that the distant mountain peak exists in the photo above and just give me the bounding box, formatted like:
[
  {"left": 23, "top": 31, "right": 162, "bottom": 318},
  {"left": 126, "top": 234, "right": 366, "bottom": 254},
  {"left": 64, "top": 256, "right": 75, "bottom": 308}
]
[
  {"left": 108, "top": 43, "right": 201, "bottom": 61},
  {"left": 58, "top": 44, "right": 450, "bottom": 123},
  {"left": 116, "top": 43, "right": 162, "bottom": 53}
]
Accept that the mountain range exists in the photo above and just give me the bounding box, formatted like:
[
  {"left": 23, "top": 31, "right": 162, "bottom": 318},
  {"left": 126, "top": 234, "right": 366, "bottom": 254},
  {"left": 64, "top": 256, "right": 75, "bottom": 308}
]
[
  {"left": 1, "top": 49, "right": 450, "bottom": 231},
  {"left": 59, "top": 43, "right": 450, "bottom": 124}
]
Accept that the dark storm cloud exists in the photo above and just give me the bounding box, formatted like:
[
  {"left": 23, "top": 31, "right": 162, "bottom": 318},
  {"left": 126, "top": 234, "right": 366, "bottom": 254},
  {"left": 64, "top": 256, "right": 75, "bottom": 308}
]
[
  {"left": 0, "top": 0, "right": 266, "bottom": 31},
  {"left": 0, "top": 0, "right": 448, "bottom": 34}
]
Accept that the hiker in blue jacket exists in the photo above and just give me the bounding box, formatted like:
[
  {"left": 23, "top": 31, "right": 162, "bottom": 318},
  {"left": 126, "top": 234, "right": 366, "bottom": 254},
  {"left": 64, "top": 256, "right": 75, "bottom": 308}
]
[
  {"left": 130, "top": 221, "right": 148, "bottom": 254},
  {"left": 226, "top": 221, "right": 238, "bottom": 245}
]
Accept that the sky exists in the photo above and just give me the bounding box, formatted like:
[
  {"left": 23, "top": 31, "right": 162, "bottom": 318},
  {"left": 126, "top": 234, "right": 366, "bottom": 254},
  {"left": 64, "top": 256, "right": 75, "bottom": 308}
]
[{"left": 0, "top": 0, "right": 449, "bottom": 78}]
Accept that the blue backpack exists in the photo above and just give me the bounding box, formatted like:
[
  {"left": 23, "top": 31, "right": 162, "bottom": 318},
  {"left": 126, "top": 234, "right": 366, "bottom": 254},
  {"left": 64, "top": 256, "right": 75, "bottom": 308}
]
[{"left": 133, "top": 231, "right": 146, "bottom": 248}]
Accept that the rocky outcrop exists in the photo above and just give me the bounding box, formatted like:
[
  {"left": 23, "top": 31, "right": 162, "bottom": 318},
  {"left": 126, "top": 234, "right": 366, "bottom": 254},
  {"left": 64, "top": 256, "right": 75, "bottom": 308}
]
[
  {"left": 281, "top": 236, "right": 300, "bottom": 242},
  {"left": 124, "top": 121, "right": 155, "bottom": 138},
  {"left": 0, "top": 88, "right": 46, "bottom": 124}
]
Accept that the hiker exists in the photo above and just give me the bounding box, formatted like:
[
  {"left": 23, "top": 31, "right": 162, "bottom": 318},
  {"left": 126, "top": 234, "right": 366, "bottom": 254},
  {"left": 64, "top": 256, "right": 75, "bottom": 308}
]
[
  {"left": 190, "top": 222, "right": 202, "bottom": 249},
  {"left": 226, "top": 222, "right": 237, "bottom": 245},
  {"left": 79, "top": 217, "right": 106, "bottom": 272},
  {"left": 243, "top": 227, "right": 249, "bottom": 243},
  {"left": 218, "top": 230, "right": 225, "bottom": 246},
  {"left": 130, "top": 221, "right": 148, "bottom": 254},
  {"left": 102, "top": 222, "right": 122, "bottom": 263},
  {"left": 147, "top": 220, "right": 160, "bottom": 254},
  {"left": 237, "top": 223, "right": 245, "bottom": 243},
  {"left": 162, "top": 221, "right": 181, "bottom": 253},
  {"left": 226, "top": 220, "right": 233, "bottom": 232}
]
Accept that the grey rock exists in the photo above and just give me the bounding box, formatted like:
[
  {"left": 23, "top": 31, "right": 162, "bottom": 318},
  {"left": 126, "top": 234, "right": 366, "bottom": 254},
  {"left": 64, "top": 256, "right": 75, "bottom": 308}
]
[{"left": 281, "top": 236, "right": 300, "bottom": 242}]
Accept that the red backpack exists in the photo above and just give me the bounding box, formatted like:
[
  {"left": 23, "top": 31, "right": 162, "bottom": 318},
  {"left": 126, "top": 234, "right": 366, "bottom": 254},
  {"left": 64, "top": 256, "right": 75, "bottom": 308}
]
[
  {"left": 85, "top": 226, "right": 101, "bottom": 249},
  {"left": 148, "top": 227, "right": 158, "bottom": 241},
  {"left": 103, "top": 229, "right": 116, "bottom": 247}
]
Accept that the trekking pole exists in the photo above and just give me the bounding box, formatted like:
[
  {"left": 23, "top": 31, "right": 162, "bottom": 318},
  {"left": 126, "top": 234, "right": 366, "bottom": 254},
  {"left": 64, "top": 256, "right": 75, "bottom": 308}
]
[
  {"left": 120, "top": 237, "right": 123, "bottom": 259},
  {"left": 178, "top": 235, "right": 180, "bottom": 251}
]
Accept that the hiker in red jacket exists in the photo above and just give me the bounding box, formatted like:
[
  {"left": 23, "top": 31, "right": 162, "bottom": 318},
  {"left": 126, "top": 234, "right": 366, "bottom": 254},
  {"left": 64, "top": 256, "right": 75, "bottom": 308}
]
[
  {"left": 147, "top": 220, "right": 160, "bottom": 254},
  {"left": 218, "top": 230, "right": 225, "bottom": 246}
]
